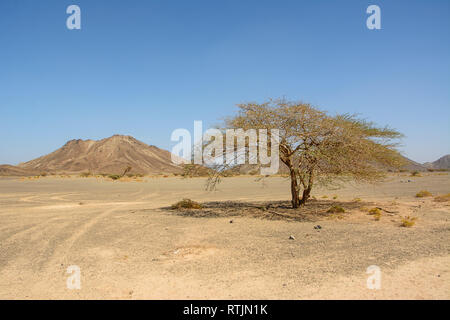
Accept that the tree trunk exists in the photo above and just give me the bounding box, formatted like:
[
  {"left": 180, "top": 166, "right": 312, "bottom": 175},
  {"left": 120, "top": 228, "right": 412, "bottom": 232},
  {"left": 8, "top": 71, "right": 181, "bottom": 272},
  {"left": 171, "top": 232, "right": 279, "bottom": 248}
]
[
  {"left": 299, "top": 186, "right": 311, "bottom": 205},
  {"left": 299, "top": 170, "right": 314, "bottom": 206},
  {"left": 289, "top": 168, "right": 300, "bottom": 208}
]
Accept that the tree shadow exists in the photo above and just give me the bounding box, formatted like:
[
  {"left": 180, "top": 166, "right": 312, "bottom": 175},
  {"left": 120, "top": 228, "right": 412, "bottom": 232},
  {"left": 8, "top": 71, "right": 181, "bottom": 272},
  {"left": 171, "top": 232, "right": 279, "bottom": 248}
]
[{"left": 162, "top": 199, "right": 373, "bottom": 222}]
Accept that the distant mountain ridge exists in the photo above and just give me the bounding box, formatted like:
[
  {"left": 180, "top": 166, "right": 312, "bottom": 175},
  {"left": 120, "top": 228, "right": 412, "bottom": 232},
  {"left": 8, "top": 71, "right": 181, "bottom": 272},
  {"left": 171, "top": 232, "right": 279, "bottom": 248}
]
[
  {"left": 400, "top": 156, "right": 428, "bottom": 172},
  {"left": 0, "top": 136, "right": 448, "bottom": 176},
  {"left": 424, "top": 154, "right": 450, "bottom": 170},
  {"left": 1, "top": 135, "right": 183, "bottom": 175},
  {"left": 226, "top": 154, "right": 429, "bottom": 175}
]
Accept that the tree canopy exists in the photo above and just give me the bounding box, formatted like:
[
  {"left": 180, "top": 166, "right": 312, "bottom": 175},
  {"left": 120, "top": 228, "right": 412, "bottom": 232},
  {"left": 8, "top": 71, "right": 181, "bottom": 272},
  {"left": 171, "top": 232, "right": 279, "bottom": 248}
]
[{"left": 208, "top": 99, "right": 404, "bottom": 208}]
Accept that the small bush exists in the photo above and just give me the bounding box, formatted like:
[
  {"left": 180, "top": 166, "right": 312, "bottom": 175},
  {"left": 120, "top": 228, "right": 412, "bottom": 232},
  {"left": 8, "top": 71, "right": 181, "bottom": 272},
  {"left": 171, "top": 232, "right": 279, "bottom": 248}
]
[
  {"left": 410, "top": 171, "right": 421, "bottom": 177},
  {"left": 332, "top": 195, "right": 338, "bottom": 199},
  {"left": 108, "top": 174, "right": 121, "bottom": 180},
  {"left": 367, "top": 208, "right": 382, "bottom": 221},
  {"left": 434, "top": 193, "right": 450, "bottom": 202},
  {"left": 416, "top": 190, "right": 432, "bottom": 198},
  {"left": 401, "top": 216, "right": 417, "bottom": 228},
  {"left": 327, "top": 205, "right": 345, "bottom": 214},
  {"left": 79, "top": 172, "right": 91, "bottom": 178},
  {"left": 368, "top": 207, "right": 382, "bottom": 215},
  {"left": 40, "top": 172, "right": 47, "bottom": 177},
  {"left": 322, "top": 195, "right": 328, "bottom": 199},
  {"left": 353, "top": 198, "right": 362, "bottom": 202},
  {"left": 171, "top": 199, "right": 202, "bottom": 209}
]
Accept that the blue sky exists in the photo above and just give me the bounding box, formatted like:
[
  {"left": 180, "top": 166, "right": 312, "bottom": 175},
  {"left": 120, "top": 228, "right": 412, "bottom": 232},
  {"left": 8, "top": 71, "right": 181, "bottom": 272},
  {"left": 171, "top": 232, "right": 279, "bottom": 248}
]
[{"left": 0, "top": 0, "right": 449, "bottom": 164}]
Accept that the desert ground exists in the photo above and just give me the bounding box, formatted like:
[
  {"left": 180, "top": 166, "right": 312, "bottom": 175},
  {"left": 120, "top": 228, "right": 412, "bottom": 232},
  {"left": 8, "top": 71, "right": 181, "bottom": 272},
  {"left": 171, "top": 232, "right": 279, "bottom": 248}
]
[{"left": 0, "top": 173, "right": 449, "bottom": 299}]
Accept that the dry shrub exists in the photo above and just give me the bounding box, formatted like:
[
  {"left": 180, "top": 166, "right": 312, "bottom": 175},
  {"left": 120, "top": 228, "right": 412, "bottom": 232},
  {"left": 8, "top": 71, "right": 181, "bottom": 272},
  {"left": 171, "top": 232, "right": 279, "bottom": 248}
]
[
  {"left": 434, "top": 193, "right": 450, "bottom": 202},
  {"left": 327, "top": 213, "right": 345, "bottom": 220},
  {"left": 79, "top": 172, "right": 91, "bottom": 178},
  {"left": 171, "top": 199, "right": 202, "bottom": 209},
  {"left": 410, "top": 171, "right": 421, "bottom": 177},
  {"left": 359, "top": 206, "right": 370, "bottom": 212},
  {"left": 368, "top": 207, "right": 381, "bottom": 215},
  {"left": 353, "top": 198, "right": 362, "bottom": 202},
  {"left": 327, "top": 205, "right": 345, "bottom": 214},
  {"left": 401, "top": 216, "right": 417, "bottom": 227},
  {"left": 367, "top": 207, "right": 382, "bottom": 220},
  {"left": 416, "top": 190, "right": 432, "bottom": 198}
]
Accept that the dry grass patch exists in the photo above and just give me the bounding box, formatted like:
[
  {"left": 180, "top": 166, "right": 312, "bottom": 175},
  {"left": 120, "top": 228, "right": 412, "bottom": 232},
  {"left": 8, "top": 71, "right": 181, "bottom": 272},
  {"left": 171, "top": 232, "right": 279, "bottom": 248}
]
[
  {"left": 416, "top": 190, "right": 432, "bottom": 198},
  {"left": 327, "top": 205, "right": 345, "bottom": 213},
  {"left": 79, "top": 172, "right": 92, "bottom": 178},
  {"left": 367, "top": 207, "right": 382, "bottom": 221},
  {"left": 401, "top": 216, "right": 417, "bottom": 228},
  {"left": 171, "top": 199, "right": 203, "bottom": 209},
  {"left": 434, "top": 193, "right": 450, "bottom": 202},
  {"left": 368, "top": 207, "right": 382, "bottom": 215},
  {"left": 410, "top": 171, "right": 422, "bottom": 177}
]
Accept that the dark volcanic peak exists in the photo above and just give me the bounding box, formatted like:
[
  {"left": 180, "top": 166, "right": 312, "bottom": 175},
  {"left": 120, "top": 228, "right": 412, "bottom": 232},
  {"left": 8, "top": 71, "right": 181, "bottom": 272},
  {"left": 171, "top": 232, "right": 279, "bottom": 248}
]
[{"left": 16, "top": 135, "right": 182, "bottom": 175}]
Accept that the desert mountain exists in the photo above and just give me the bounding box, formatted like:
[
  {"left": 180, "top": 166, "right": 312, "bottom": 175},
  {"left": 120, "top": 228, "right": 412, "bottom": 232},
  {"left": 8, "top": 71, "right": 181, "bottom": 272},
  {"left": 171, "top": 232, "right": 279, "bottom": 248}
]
[
  {"left": 0, "top": 165, "right": 38, "bottom": 177},
  {"left": 399, "top": 156, "right": 428, "bottom": 172},
  {"left": 16, "top": 135, "right": 183, "bottom": 175},
  {"left": 424, "top": 154, "right": 450, "bottom": 170}
]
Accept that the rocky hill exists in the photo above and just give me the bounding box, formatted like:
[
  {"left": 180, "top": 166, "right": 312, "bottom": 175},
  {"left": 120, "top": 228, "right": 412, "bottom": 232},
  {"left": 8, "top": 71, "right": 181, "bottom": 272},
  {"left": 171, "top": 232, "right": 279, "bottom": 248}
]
[
  {"left": 424, "top": 154, "right": 450, "bottom": 170},
  {"left": 15, "top": 135, "right": 183, "bottom": 175}
]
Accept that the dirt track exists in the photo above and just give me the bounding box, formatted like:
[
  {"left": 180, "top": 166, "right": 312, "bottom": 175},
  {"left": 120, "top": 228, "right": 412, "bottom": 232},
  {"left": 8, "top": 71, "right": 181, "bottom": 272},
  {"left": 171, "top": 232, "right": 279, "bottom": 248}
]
[{"left": 0, "top": 174, "right": 449, "bottom": 299}]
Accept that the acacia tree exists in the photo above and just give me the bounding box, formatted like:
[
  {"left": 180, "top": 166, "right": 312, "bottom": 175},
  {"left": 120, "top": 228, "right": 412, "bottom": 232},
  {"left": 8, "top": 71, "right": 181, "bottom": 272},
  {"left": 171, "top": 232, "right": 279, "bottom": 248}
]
[{"left": 208, "top": 99, "right": 404, "bottom": 208}]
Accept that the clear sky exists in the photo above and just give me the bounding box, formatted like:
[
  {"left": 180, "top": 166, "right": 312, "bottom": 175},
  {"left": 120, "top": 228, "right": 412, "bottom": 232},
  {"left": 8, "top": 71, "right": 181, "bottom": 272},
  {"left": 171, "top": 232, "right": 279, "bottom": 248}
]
[{"left": 0, "top": 0, "right": 449, "bottom": 165}]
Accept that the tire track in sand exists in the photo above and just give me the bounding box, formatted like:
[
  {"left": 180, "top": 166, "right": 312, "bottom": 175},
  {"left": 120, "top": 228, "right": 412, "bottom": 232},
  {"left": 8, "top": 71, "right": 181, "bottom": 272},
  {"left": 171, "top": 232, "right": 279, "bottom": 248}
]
[{"left": 39, "top": 189, "right": 155, "bottom": 271}]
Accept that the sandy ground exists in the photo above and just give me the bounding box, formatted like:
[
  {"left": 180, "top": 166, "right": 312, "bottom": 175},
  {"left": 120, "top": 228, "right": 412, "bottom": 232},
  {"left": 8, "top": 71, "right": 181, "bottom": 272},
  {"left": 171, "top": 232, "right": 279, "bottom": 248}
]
[{"left": 0, "top": 173, "right": 449, "bottom": 299}]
